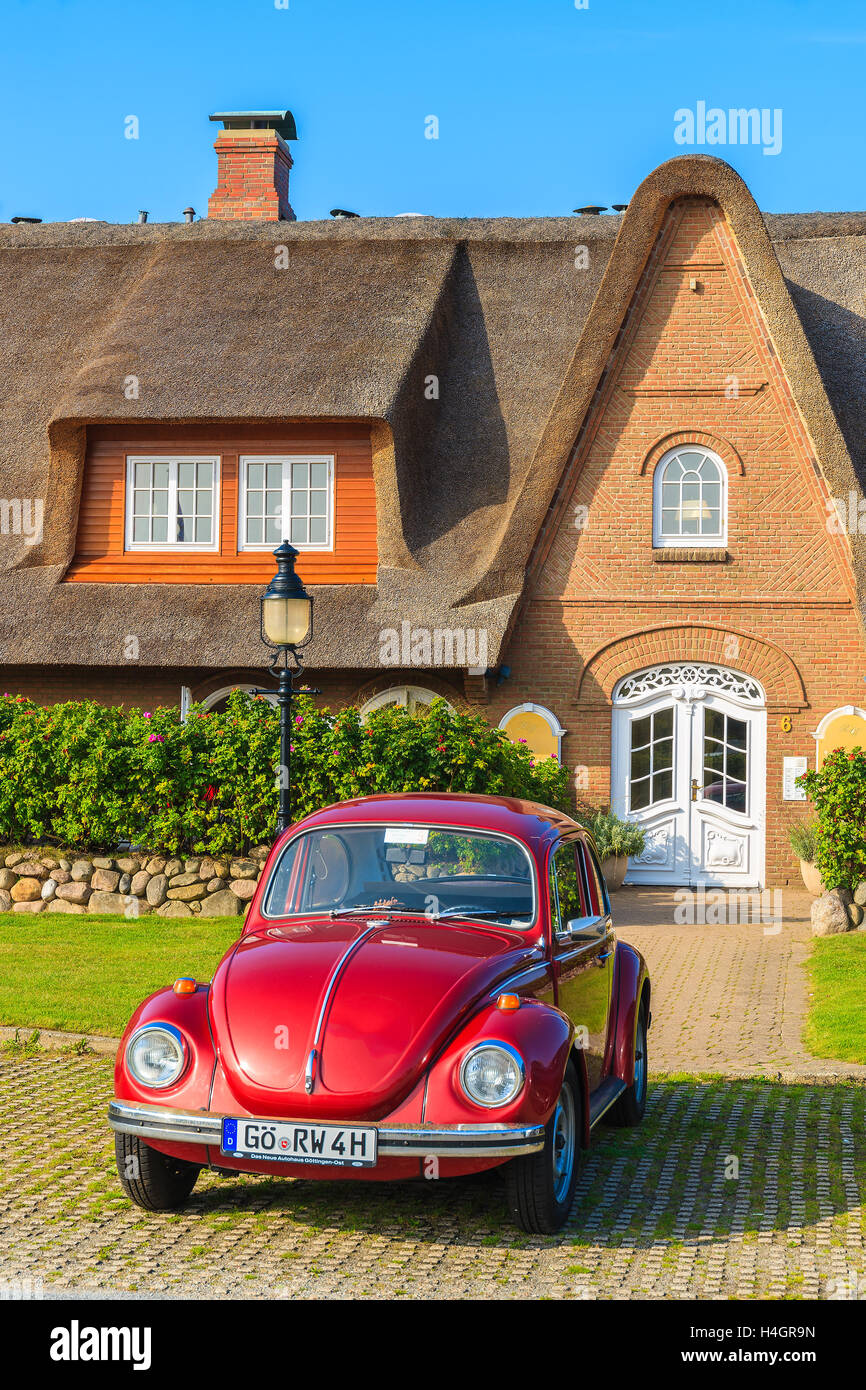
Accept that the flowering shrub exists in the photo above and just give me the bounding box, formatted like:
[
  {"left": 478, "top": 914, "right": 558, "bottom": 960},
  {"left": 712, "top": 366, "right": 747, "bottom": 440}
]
[
  {"left": 798, "top": 748, "right": 866, "bottom": 890},
  {"left": 0, "top": 691, "right": 570, "bottom": 856}
]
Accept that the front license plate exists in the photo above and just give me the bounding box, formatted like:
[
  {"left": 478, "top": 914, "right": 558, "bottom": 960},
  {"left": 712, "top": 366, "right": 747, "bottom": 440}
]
[{"left": 221, "top": 1117, "right": 378, "bottom": 1168}]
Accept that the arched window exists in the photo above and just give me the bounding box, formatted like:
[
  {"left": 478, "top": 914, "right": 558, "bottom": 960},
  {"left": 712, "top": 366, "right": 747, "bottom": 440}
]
[
  {"left": 498, "top": 703, "right": 566, "bottom": 763},
  {"left": 813, "top": 706, "right": 866, "bottom": 768},
  {"left": 198, "top": 683, "right": 278, "bottom": 715},
  {"left": 653, "top": 446, "right": 727, "bottom": 548},
  {"left": 359, "top": 686, "right": 452, "bottom": 718}
]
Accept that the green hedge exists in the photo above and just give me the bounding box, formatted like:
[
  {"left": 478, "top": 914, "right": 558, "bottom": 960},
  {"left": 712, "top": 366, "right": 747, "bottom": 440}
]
[
  {"left": 0, "top": 690, "right": 571, "bottom": 856},
  {"left": 798, "top": 747, "right": 866, "bottom": 891}
]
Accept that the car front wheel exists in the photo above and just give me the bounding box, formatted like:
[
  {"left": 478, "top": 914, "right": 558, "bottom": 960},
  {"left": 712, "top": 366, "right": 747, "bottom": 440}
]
[
  {"left": 505, "top": 1060, "right": 583, "bottom": 1234},
  {"left": 114, "top": 1132, "right": 201, "bottom": 1212}
]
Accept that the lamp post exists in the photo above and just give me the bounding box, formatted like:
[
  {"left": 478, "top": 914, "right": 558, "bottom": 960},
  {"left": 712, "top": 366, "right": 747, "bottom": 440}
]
[{"left": 259, "top": 541, "right": 314, "bottom": 835}]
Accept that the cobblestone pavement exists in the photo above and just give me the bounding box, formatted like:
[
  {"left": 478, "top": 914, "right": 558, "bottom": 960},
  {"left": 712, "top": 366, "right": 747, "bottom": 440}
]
[
  {"left": 617, "top": 886, "right": 866, "bottom": 1080},
  {"left": 4, "top": 1055, "right": 864, "bottom": 1299}
]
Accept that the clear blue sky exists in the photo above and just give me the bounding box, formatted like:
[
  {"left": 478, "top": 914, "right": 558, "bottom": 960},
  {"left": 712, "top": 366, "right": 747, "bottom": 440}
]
[{"left": 2, "top": 0, "right": 865, "bottom": 223}]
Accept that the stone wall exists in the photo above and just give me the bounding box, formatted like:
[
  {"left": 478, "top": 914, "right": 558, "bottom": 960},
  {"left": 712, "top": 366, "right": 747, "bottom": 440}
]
[{"left": 0, "top": 847, "right": 270, "bottom": 918}]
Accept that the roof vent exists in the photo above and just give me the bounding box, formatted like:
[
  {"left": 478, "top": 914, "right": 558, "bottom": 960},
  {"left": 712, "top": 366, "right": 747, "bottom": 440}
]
[
  {"left": 330, "top": 208, "right": 359, "bottom": 219},
  {"left": 573, "top": 205, "right": 606, "bottom": 215},
  {"left": 11, "top": 216, "right": 41, "bottom": 224},
  {"left": 183, "top": 207, "right": 196, "bottom": 223},
  {"left": 612, "top": 203, "right": 629, "bottom": 212},
  {"left": 137, "top": 210, "right": 148, "bottom": 224}
]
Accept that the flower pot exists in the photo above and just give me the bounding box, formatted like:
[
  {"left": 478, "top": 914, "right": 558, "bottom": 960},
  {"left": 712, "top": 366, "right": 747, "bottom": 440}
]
[
  {"left": 601, "top": 854, "right": 628, "bottom": 892},
  {"left": 799, "top": 859, "right": 823, "bottom": 896}
]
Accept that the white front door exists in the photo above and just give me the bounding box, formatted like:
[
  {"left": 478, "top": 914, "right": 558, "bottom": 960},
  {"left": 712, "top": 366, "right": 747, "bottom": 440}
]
[{"left": 611, "top": 664, "right": 766, "bottom": 888}]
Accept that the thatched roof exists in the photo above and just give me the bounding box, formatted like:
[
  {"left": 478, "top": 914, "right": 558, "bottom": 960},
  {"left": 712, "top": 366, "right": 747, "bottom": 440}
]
[{"left": 1, "top": 155, "right": 865, "bottom": 671}]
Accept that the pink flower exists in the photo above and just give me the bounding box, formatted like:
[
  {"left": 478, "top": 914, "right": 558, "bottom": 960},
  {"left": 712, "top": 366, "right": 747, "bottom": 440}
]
[
  {"left": 148, "top": 733, "right": 165, "bottom": 743},
  {"left": 143, "top": 712, "right": 152, "bottom": 719},
  {"left": 294, "top": 715, "right": 304, "bottom": 726}
]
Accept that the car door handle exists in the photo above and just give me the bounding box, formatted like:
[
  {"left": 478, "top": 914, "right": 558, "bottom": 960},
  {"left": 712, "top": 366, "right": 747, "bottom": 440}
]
[{"left": 595, "top": 951, "right": 612, "bottom": 966}]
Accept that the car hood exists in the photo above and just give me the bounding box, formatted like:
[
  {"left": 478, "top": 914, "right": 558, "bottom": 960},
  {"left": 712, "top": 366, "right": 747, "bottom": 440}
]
[{"left": 208, "top": 916, "right": 540, "bottom": 1119}]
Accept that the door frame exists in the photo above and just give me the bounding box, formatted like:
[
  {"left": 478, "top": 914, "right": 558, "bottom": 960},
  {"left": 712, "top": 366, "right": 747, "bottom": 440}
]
[{"left": 610, "top": 662, "right": 767, "bottom": 889}]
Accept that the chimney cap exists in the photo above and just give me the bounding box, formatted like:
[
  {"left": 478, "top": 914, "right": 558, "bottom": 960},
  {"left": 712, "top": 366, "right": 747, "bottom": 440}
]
[
  {"left": 11, "top": 216, "right": 42, "bottom": 224},
  {"left": 209, "top": 109, "right": 298, "bottom": 140},
  {"left": 330, "top": 208, "right": 359, "bottom": 219},
  {"left": 573, "top": 205, "right": 607, "bottom": 215}
]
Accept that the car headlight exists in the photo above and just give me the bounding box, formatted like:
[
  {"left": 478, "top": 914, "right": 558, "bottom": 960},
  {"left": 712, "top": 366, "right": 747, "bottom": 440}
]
[
  {"left": 126, "top": 1023, "right": 188, "bottom": 1089},
  {"left": 459, "top": 1041, "right": 525, "bottom": 1108}
]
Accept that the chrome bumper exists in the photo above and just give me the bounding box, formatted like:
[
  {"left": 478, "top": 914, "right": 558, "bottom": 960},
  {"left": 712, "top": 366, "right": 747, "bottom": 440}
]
[{"left": 108, "top": 1099, "right": 545, "bottom": 1159}]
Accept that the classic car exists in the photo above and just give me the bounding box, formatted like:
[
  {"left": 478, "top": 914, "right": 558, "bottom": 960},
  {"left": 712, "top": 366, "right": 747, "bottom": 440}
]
[{"left": 109, "top": 792, "right": 651, "bottom": 1233}]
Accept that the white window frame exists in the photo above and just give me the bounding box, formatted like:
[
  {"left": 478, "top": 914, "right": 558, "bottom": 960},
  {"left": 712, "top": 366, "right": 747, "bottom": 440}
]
[
  {"left": 652, "top": 446, "right": 728, "bottom": 549},
  {"left": 124, "top": 455, "right": 221, "bottom": 552},
  {"left": 359, "top": 686, "right": 452, "bottom": 719},
  {"left": 498, "top": 703, "right": 566, "bottom": 764},
  {"left": 238, "top": 455, "right": 335, "bottom": 552}
]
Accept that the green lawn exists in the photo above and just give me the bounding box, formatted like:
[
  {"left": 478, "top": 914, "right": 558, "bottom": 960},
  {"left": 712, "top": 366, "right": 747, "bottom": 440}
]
[
  {"left": 805, "top": 932, "right": 866, "bottom": 1064},
  {"left": 0, "top": 914, "right": 243, "bottom": 1036}
]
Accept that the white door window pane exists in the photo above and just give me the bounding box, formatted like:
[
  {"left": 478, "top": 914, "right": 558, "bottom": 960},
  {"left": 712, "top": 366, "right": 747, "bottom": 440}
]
[
  {"left": 151, "top": 516, "right": 169, "bottom": 543},
  {"left": 310, "top": 462, "right": 328, "bottom": 488},
  {"left": 195, "top": 517, "right": 212, "bottom": 544},
  {"left": 265, "top": 517, "right": 282, "bottom": 544},
  {"left": 153, "top": 462, "right": 170, "bottom": 488},
  {"left": 292, "top": 462, "right": 308, "bottom": 488},
  {"left": 134, "top": 463, "right": 151, "bottom": 488},
  {"left": 290, "top": 518, "right": 306, "bottom": 543},
  {"left": 177, "top": 462, "right": 195, "bottom": 488},
  {"left": 247, "top": 516, "right": 263, "bottom": 545},
  {"left": 248, "top": 462, "right": 264, "bottom": 490},
  {"left": 309, "top": 516, "right": 327, "bottom": 544},
  {"left": 267, "top": 462, "right": 282, "bottom": 488}
]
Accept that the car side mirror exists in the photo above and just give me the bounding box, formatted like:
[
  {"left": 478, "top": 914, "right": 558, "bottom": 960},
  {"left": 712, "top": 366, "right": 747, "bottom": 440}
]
[{"left": 565, "top": 914, "right": 606, "bottom": 939}]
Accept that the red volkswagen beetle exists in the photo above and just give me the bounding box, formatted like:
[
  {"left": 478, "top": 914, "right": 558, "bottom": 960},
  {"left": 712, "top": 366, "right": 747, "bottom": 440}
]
[{"left": 109, "top": 793, "right": 651, "bottom": 1233}]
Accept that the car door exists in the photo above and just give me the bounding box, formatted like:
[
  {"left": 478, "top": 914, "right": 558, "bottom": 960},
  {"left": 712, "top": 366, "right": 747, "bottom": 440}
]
[{"left": 549, "top": 837, "right": 614, "bottom": 1091}]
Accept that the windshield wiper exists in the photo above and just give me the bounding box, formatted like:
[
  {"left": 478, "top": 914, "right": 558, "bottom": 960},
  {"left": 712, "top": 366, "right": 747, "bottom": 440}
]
[
  {"left": 431, "top": 907, "right": 532, "bottom": 922},
  {"left": 328, "top": 904, "right": 407, "bottom": 918}
]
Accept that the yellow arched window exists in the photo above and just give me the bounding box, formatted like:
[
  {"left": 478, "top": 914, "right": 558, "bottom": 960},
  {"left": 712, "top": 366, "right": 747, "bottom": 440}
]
[
  {"left": 498, "top": 704, "right": 565, "bottom": 763},
  {"left": 813, "top": 706, "right": 866, "bottom": 767}
]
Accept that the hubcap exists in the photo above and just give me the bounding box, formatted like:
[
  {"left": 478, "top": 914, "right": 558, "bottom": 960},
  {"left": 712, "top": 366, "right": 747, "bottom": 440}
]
[{"left": 551, "top": 1083, "right": 576, "bottom": 1205}]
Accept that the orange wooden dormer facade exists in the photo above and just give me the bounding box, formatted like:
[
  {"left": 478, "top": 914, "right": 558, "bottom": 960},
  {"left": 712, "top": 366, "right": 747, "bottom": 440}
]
[{"left": 64, "top": 422, "right": 378, "bottom": 584}]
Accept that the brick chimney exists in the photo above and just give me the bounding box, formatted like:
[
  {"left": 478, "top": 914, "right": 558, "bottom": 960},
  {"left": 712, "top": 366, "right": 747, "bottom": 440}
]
[{"left": 207, "top": 110, "right": 298, "bottom": 221}]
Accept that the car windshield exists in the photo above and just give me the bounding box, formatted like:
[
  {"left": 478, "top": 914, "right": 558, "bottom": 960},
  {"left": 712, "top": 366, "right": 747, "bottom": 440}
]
[{"left": 262, "top": 824, "right": 536, "bottom": 928}]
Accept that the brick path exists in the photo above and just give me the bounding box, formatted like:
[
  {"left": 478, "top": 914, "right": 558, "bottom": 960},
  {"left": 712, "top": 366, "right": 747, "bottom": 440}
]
[
  {"left": 1, "top": 1055, "right": 864, "bottom": 1300},
  {"left": 2, "top": 888, "right": 865, "bottom": 1299},
  {"left": 617, "top": 886, "right": 866, "bottom": 1080}
]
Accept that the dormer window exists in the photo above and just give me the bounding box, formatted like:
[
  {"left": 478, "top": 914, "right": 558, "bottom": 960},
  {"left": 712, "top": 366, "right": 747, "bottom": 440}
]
[
  {"left": 125, "top": 456, "right": 220, "bottom": 550},
  {"left": 653, "top": 446, "right": 727, "bottom": 548}
]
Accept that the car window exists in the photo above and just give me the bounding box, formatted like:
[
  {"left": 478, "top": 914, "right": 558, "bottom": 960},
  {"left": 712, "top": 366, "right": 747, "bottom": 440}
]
[
  {"left": 580, "top": 841, "right": 609, "bottom": 917},
  {"left": 261, "top": 824, "right": 537, "bottom": 928},
  {"left": 552, "top": 842, "right": 583, "bottom": 929}
]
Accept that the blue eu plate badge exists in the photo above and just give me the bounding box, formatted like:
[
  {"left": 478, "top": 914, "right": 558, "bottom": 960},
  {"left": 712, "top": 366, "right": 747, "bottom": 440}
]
[{"left": 222, "top": 1118, "right": 237, "bottom": 1150}]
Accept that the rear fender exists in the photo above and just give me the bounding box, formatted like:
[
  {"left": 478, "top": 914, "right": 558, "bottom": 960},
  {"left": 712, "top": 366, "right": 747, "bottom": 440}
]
[
  {"left": 605, "top": 941, "right": 650, "bottom": 1088},
  {"left": 424, "top": 998, "right": 573, "bottom": 1131}
]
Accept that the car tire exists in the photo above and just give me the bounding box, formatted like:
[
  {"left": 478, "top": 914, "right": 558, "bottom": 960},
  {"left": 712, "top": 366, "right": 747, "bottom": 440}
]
[
  {"left": 505, "top": 1059, "right": 583, "bottom": 1234},
  {"left": 607, "top": 996, "right": 649, "bottom": 1127},
  {"left": 114, "top": 1132, "right": 201, "bottom": 1212}
]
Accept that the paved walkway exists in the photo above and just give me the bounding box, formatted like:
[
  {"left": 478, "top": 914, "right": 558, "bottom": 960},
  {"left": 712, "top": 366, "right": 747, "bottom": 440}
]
[
  {"left": 616, "top": 886, "right": 866, "bottom": 1081},
  {"left": 1, "top": 1055, "right": 863, "bottom": 1300}
]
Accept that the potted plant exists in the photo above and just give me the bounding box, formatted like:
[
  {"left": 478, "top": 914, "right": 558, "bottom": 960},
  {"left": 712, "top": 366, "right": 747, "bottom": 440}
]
[
  {"left": 788, "top": 820, "right": 822, "bottom": 895},
  {"left": 581, "top": 810, "right": 646, "bottom": 891}
]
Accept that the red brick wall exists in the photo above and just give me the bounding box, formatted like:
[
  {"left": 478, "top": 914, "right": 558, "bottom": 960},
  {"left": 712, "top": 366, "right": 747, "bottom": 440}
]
[
  {"left": 207, "top": 130, "right": 294, "bottom": 222},
  {"left": 492, "top": 197, "right": 866, "bottom": 885}
]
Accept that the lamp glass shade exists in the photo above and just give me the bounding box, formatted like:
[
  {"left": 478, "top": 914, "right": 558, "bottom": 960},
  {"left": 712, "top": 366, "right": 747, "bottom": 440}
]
[{"left": 262, "top": 593, "right": 312, "bottom": 648}]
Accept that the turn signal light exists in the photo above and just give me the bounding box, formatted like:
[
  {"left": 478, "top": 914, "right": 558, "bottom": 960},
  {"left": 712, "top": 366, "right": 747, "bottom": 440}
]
[
  {"left": 173, "top": 977, "right": 197, "bottom": 995},
  {"left": 496, "top": 993, "right": 521, "bottom": 1012}
]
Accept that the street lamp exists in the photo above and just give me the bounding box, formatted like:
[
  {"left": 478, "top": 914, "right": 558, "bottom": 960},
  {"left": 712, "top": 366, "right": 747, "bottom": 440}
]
[{"left": 259, "top": 541, "right": 314, "bottom": 835}]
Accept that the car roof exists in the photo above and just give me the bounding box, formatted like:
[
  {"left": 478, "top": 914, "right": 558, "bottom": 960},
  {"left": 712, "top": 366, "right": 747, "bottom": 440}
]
[{"left": 285, "top": 791, "right": 582, "bottom": 856}]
